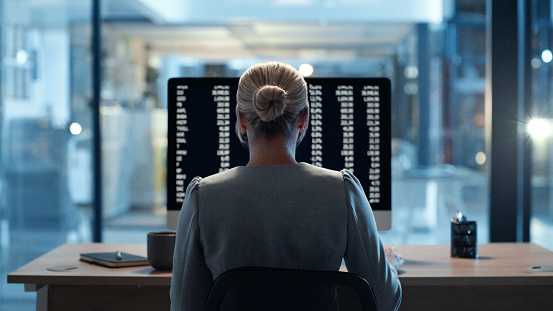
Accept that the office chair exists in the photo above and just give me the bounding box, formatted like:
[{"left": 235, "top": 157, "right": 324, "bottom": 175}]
[{"left": 203, "top": 267, "right": 377, "bottom": 311}]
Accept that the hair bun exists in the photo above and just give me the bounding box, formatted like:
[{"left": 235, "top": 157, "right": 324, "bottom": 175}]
[{"left": 253, "top": 85, "right": 287, "bottom": 122}]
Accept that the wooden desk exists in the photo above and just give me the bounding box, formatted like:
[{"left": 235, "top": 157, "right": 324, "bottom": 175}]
[
  {"left": 8, "top": 243, "right": 170, "bottom": 311},
  {"left": 8, "top": 243, "right": 553, "bottom": 311},
  {"left": 397, "top": 243, "right": 553, "bottom": 310}
]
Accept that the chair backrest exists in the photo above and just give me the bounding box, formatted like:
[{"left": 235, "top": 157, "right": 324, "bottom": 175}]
[{"left": 203, "top": 267, "right": 377, "bottom": 311}]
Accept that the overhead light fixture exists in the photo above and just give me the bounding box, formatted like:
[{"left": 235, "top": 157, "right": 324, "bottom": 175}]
[
  {"left": 542, "top": 50, "right": 553, "bottom": 63},
  {"left": 70, "top": 123, "right": 83, "bottom": 135},
  {"left": 475, "top": 152, "right": 486, "bottom": 166},
  {"left": 16, "top": 50, "right": 28, "bottom": 65},
  {"left": 531, "top": 58, "right": 541, "bottom": 69},
  {"left": 148, "top": 56, "right": 161, "bottom": 69},
  {"left": 404, "top": 65, "right": 418, "bottom": 79},
  {"left": 299, "top": 64, "right": 314, "bottom": 77}
]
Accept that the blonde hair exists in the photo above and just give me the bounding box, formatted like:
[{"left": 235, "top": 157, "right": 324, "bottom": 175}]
[{"left": 235, "top": 61, "right": 309, "bottom": 145}]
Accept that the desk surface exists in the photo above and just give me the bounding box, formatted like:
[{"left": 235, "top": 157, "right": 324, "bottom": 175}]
[
  {"left": 8, "top": 243, "right": 171, "bottom": 286},
  {"left": 397, "top": 242, "right": 553, "bottom": 286},
  {"left": 8, "top": 242, "right": 553, "bottom": 287},
  {"left": 8, "top": 243, "right": 553, "bottom": 311}
]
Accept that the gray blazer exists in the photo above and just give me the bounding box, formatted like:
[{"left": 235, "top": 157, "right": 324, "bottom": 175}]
[{"left": 170, "top": 163, "right": 401, "bottom": 310}]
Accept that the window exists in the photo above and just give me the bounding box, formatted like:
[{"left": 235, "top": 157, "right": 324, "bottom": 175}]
[
  {"left": 530, "top": 0, "right": 553, "bottom": 251},
  {"left": 9, "top": 1, "right": 544, "bottom": 309}
]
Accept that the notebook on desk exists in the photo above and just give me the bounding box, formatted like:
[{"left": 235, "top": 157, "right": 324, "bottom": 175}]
[{"left": 80, "top": 252, "right": 149, "bottom": 268}]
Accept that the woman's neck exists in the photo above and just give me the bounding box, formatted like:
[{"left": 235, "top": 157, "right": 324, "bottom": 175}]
[{"left": 246, "top": 134, "right": 297, "bottom": 166}]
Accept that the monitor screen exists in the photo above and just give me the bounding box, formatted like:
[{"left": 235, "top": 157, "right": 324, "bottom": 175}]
[{"left": 167, "top": 77, "right": 391, "bottom": 230}]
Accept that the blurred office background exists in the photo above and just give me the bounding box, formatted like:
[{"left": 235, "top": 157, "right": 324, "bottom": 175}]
[{"left": 1, "top": 0, "right": 553, "bottom": 309}]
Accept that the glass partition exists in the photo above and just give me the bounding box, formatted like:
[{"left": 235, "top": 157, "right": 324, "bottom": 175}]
[
  {"left": 530, "top": 0, "right": 553, "bottom": 251},
  {"left": 0, "top": 0, "right": 93, "bottom": 308},
  {"left": 101, "top": 1, "right": 488, "bottom": 246}
]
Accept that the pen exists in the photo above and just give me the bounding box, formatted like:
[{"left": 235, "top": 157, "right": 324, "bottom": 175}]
[{"left": 115, "top": 251, "right": 123, "bottom": 261}]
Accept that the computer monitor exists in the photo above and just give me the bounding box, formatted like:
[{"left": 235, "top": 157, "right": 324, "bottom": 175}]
[{"left": 167, "top": 77, "right": 391, "bottom": 230}]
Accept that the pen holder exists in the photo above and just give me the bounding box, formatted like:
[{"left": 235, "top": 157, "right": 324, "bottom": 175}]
[{"left": 451, "top": 221, "right": 477, "bottom": 258}]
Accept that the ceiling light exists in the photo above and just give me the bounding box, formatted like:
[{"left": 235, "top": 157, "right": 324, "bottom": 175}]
[
  {"left": 299, "top": 64, "right": 314, "bottom": 77},
  {"left": 70, "top": 123, "right": 83, "bottom": 135},
  {"left": 16, "top": 50, "right": 28, "bottom": 65},
  {"left": 542, "top": 50, "right": 552, "bottom": 63}
]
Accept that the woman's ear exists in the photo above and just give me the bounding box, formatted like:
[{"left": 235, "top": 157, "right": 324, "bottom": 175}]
[
  {"left": 297, "top": 108, "right": 308, "bottom": 130},
  {"left": 239, "top": 112, "right": 248, "bottom": 132}
]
